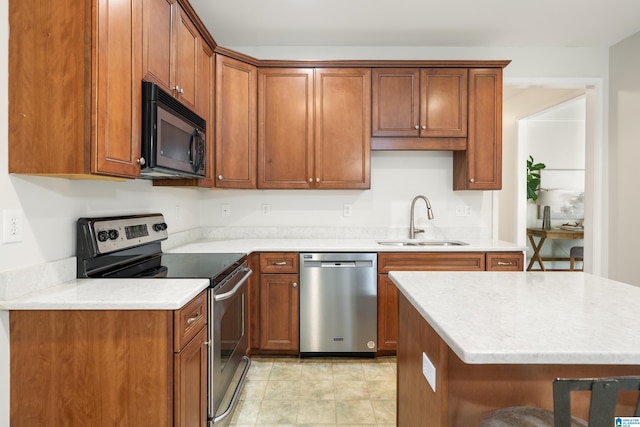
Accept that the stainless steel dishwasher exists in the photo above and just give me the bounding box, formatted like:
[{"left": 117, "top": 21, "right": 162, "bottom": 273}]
[{"left": 299, "top": 253, "right": 377, "bottom": 356}]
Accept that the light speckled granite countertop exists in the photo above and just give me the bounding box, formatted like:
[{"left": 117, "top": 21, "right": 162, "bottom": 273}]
[
  {"left": 168, "top": 237, "right": 524, "bottom": 254},
  {"left": 390, "top": 271, "right": 640, "bottom": 365},
  {"left": 0, "top": 278, "right": 209, "bottom": 310},
  {"left": 1, "top": 237, "right": 523, "bottom": 310}
]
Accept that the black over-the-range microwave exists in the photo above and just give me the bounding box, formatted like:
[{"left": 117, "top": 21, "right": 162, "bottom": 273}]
[{"left": 140, "top": 81, "right": 206, "bottom": 179}]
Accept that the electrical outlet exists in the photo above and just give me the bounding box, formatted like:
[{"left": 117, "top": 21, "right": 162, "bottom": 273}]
[
  {"left": 221, "top": 204, "right": 231, "bottom": 217},
  {"left": 422, "top": 352, "right": 436, "bottom": 392},
  {"left": 343, "top": 204, "right": 352, "bottom": 217},
  {"left": 262, "top": 204, "right": 271, "bottom": 216},
  {"left": 3, "top": 209, "right": 24, "bottom": 243},
  {"left": 455, "top": 205, "right": 472, "bottom": 217}
]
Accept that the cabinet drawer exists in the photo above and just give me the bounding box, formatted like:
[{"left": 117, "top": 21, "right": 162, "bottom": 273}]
[
  {"left": 378, "top": 252, "right": 485, "bottom": 272},
  {"left": 486, "top": 252, "right": 524, "bottom": 271},
  {"left": 174, "top": 290, "right": 207, "bottom": 352},
  {"left": 260, "top": 252, "right": 299, "bottom": 273}
]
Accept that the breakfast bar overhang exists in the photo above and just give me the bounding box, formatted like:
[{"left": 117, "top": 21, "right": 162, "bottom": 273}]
[{"left": 390, "top": 271, "right": 640, "bottom": 425}]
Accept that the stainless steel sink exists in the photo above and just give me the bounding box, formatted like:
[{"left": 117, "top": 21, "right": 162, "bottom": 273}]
[{"left": 376, "top": 240, "right": 468, "bottom": 246}]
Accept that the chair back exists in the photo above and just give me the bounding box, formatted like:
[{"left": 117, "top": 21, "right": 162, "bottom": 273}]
[{"left": 553, "top": 376, "right": 640, "bottom": 427}]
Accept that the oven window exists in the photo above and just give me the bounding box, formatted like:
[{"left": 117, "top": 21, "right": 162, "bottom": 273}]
[{"left": 220, "top": 294, "right": 244, "bottom": 370}]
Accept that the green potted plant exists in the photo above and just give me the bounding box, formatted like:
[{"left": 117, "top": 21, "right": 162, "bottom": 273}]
[{"left": 526, "top": 156, "right": 546, "bottom": 201}]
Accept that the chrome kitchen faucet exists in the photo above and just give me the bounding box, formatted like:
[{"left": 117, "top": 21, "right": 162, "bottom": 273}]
[{"left": 409, "top": 195, "right": 435, "bottom": 239}]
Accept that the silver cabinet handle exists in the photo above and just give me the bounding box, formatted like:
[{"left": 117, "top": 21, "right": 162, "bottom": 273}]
[
  {"left": 174, "top": 85, "right": 184, "bottom": 94},
  {"left": 272, "top": 261, "right": 287, "bottom": 266},
  {"left": 187, "top": 313, "right": 200, "bottom": 325},
  {"left": 497, "top": 261, "right": 513, "bottom": 266},
  {"left": 137, "top": 157, "right": 146, "bottom": 165},
  {"left": 292, "top": 282, "right": 298, "bottom": 288}
]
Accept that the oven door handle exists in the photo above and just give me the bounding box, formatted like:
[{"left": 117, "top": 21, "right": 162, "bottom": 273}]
[{"left": 214, "top": 268, "right": 252, "bottom": 302}]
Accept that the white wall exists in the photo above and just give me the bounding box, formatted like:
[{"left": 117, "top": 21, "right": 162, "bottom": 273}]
[
  {"left": 609, "top": 31, "right": 640, "bottom": 285},
  {"left": 199, "top": 151, "right": 492, "bottom": 237}
]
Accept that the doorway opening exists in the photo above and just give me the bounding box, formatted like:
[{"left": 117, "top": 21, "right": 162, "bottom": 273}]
[{"left": 499, "top": 77, "right": 605, "bottom": 275}]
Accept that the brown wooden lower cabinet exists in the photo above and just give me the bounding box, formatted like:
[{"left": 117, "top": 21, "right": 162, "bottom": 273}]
[
  {"left": 10, "top": 291, "right": 208, "bottom": 427},
  {"left": 259, "top": 273, "right": 299, "bottom": 352},
  {"left": 255, "top": 252, "right": 300, "bottom": 354},
  {"left": 377, "top": 251, "right": 524, "bottom": 353}
]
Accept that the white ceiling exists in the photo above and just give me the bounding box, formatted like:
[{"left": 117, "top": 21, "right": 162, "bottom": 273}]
[{"left": 190, "top": 0, "right": 640, "bottom": 49}]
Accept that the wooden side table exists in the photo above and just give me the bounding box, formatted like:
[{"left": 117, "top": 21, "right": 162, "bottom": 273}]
[{"left": 526, "top": 227, "right": 584, "bottom": 271}]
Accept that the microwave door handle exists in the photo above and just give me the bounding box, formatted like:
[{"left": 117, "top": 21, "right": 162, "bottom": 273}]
[
  {"left": 189, "top": 129, "right": 204, "bottom": 173},
  {"left": 195, "top": 132, "right": 205, "bottom": 171}
]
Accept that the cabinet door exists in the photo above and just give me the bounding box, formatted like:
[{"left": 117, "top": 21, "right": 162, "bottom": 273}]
[
  {"left": 174, "top": 327, "right": 208, "bottom": 427},
  {"left": 260, "top": 274, "right": 299, "bottom": 351},
  {"left": 314, "top": 68, "right": 371, "bottom": 189},
  {"left": 142, "top": 0, "right": 175, "bottom": 94},
  {"left": 174, "top": 6, "right": 198, "bottom": 111},
  {"left": 93, "top": 0, "right": 142, "bottom": 177},
  {"left": 215, "top": 55, "right": 257, "bottom": 188},
  {"left": 453, "top": 68, "right": 503, "bottom": 190},
  {"left": 377, "top": 274, "right": 398, "bottom": 352},
  {"left": 378, "top": 252, "right": 485, "bottom": 272},
  {"left": 195, "top": 40, "right": 215, "bottom": 187},
  {"left": 371, "top": 68, "right": 420, "bottom": 137},
  {"left": 419, "top": 68, "right": 467, "bottom": 137},
  {"left": 258, "top": 69, "right": 314, "bottom": 189}
]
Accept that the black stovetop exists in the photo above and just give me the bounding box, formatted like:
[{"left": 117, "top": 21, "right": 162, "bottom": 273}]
[{"left": 97, "top": 252, "right": 246, "bottom": 285}]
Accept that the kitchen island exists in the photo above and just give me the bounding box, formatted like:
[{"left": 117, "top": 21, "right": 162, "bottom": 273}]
[{"left": 389, "top": 271, "right": 640, "bottom": 425}]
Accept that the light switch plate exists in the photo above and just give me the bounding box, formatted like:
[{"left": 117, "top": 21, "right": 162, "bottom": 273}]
[{"left": 422, "top": 352, "right": 436, "bottom": 392}]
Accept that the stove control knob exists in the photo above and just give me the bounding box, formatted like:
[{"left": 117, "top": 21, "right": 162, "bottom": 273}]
[
  {"left": 97, "top": 230, "right": 109, "bottom": 242},
  {"left": 153, "top": 222, "right": 167, "bottom": 232},
  {"left": 108, "top": 229, "right": 119, "bottom": 240}
]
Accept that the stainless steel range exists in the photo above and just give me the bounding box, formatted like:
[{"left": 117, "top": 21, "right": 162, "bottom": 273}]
[{"left": 76, "top": 213, "right": 252, "bottom": 427}]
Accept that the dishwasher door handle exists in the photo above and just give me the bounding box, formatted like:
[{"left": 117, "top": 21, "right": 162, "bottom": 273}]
[{"left": 320, "top": 261, "right": 357, "bottom": 267}]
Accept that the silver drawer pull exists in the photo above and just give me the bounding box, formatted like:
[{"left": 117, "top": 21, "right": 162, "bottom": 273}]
[
  {"left": 497, "top": 261, "right": 513, "bottom": 266},
  {"left": 272, "top": 261, "right": 287, "bottom": 266},
  {"left": 187, "top": 313, "right": 200, "bottom": 325}
]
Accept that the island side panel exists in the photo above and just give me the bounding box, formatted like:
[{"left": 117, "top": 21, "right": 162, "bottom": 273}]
[
  {"left": 447, "top": 354, "right": 640, "bottom": 424},
  {"left": 397, "top": 292, "right": 449, "bottom": 426}
]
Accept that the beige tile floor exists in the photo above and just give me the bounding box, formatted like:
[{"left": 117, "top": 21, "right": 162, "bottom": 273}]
[{"left": 230, "top": 356, "right": 397, "bottom": 426}]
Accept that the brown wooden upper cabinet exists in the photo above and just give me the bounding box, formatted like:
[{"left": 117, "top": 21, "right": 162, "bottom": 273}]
[
  {"left": 142, "top": 0, "right": 202, "bottom": 114},
  {"left": 371, "top": 68, "right": 467, "bottom": 150},
  {"left": 215, "top": 55, "right": 258, "bottom": 189},
  {"left": 257, "top": 68, "right": 371, "bottom": 189},
  {"left": 453, "top": 68, "right": 503, "bottom": 190},
  {"left": 9, "top": 0, "right": 143, "bottom": 179}
]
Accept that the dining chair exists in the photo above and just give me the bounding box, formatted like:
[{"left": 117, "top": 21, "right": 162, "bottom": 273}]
[
  {"left": 479, "top": 376, "right": 640, "bottom": 427},
  {"left": 569, "top": 246, "right": 584, "bottom": 271}
]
